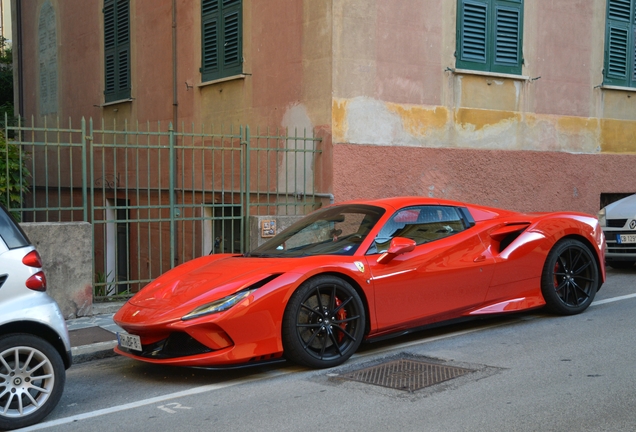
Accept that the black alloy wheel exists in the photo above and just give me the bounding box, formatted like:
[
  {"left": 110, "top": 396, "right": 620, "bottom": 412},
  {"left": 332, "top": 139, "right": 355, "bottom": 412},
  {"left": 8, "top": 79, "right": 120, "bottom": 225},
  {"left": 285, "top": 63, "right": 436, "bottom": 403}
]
[
  {"left": 541, "top": 239, "right": 599, "bottom": 315},
  {"left": 282, "top": 275, "right": 365, "bottom": 368}
]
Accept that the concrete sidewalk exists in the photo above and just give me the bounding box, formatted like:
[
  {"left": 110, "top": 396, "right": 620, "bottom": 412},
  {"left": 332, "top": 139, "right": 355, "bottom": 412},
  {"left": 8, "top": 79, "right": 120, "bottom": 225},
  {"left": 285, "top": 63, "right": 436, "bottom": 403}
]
[{"left": 66, "top": 302, "right": 124, "bottom": 363}]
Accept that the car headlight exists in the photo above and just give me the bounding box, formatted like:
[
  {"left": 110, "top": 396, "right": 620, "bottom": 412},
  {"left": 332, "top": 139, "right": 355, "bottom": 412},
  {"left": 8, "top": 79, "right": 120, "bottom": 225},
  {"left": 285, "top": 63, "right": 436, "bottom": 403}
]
[
  {"left": 182, "top": 289, "right": 256, "bottom": 321},
  {"left": 597, "top": 207, "right": 606, "bottom": 227}
]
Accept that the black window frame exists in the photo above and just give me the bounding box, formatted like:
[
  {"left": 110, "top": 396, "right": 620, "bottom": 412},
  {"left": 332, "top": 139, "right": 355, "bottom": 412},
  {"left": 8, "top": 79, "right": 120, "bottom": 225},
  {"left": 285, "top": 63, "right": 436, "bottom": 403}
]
[
  {"left": 201, "top": 0, "right": 243, "bottom": 82},
  {"left": 603, "top": 0, "right": 636, "bottom": 87},
  {"left": 456, "top": 0, "right": 524, "bottom": 75},
  {"left": 103, "top": 0, "right": 131, "bottom": 103}
]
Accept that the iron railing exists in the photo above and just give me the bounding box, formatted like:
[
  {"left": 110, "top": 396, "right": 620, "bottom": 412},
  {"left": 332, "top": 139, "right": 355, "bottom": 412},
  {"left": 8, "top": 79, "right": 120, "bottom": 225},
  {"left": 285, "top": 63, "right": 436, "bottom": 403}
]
[{"left": 3, "top": 116, "right": 324, "bottom": 300}]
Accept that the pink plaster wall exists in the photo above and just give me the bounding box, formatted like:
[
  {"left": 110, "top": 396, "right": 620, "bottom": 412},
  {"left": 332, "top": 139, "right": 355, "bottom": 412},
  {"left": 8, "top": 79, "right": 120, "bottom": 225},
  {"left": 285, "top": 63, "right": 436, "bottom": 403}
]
[
  {"left": 530, "top": 1, "right": 596, "bottom": 117},
  {"left": 56, "top": 1, "right": 103, "bottom": 120},
  {"left": 18, "top": 1, "right": 309, "bottom": 130},
  {"left": 333, "top": 144, "right": 636, "bottom": 215},
  {"left": 250, "top": 1, "right": 303, "bottom": 126},
  {"left": 132, "top": 1, "right": 174, "bottom": 123},
  {"left": 375, "top": 0, "right": 443, "bottom": 105}
]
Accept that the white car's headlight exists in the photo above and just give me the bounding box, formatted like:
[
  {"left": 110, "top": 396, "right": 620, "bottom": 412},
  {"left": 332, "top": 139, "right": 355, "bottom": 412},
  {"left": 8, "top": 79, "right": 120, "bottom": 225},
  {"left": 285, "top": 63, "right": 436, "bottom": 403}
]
[
  {"left": 182, "top": 289, "right": 255, "bottom": 321},
  {"left": 597, "top": 207, "right": 607, "bottom": 227}
]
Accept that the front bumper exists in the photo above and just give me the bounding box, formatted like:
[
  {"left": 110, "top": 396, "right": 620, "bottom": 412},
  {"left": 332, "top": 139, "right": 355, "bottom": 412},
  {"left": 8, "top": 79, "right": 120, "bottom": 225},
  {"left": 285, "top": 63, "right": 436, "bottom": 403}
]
[{"left": 602, "top": 230, "right": 636, "bottom": 261}]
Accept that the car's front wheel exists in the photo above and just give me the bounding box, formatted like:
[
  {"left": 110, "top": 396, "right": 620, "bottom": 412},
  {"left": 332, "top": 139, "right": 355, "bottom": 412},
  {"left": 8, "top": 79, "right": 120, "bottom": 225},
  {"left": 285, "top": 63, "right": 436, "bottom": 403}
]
[
  {"left": 0, "top": 334, "right": 66, "bottom": 430},
  {"left": 282, "top": 275, "right": 366, "bottom": 368},
  {"left": 541, "top": 239, "right": 599, "bottom": 315}
]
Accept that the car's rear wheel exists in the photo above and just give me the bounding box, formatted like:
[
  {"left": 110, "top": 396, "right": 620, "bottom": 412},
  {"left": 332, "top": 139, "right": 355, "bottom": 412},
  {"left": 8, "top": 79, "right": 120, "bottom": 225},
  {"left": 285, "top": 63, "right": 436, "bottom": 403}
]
[
  {"left": 0, "top": 334, "right": 66, "bottom": 430},
  {"left": 541, "top": 239, "right": 599, "bottom": 315},
  {"left": 282, "top": 275, "right": 365, "bottom": 368},
  {"left": 606, "top": 260, "right": 635, "bottom": 270}
]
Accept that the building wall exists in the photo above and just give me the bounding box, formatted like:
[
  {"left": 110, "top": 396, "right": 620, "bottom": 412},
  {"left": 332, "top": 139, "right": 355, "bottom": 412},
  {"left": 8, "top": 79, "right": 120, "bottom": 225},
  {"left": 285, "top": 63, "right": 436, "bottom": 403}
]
[
  {"left": 330, "top": 0, "right": 636, "bottom": 215},
  {"left": 13, "top": 0, "right": 636, "bottom": 217}
]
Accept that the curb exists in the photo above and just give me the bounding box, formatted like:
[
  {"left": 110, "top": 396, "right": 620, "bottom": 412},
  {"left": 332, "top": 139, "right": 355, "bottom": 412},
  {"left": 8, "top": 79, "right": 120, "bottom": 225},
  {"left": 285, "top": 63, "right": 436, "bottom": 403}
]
[{"left": 72, "top": 340, "right": 119, "bottom": 364}]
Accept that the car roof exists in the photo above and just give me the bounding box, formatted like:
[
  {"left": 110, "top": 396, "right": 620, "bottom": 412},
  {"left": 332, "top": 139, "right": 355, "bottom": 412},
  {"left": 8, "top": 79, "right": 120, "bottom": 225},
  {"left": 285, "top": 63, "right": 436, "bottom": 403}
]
[{"left": 333, "top": 196, "right": 518, "bottom": 221}]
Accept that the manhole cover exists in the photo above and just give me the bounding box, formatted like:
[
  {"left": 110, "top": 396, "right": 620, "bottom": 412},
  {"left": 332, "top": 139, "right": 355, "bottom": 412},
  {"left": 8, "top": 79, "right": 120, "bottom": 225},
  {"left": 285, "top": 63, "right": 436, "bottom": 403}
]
[{"left": 339, "top": 358, "right": 474, "bottom": 392}]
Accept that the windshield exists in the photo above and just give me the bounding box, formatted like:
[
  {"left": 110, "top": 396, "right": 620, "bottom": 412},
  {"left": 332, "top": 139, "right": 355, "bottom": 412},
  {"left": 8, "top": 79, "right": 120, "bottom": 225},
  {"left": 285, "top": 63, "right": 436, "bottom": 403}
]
[{"left": 248, "top": 204, "right": 386, "bottom": 257}]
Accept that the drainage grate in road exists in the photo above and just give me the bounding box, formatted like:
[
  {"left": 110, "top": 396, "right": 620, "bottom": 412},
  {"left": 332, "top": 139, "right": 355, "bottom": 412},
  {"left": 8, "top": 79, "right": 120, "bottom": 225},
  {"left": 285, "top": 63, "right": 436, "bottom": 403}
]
[{"left": 339, "top": 358, "right": 474, "bottom": 392}]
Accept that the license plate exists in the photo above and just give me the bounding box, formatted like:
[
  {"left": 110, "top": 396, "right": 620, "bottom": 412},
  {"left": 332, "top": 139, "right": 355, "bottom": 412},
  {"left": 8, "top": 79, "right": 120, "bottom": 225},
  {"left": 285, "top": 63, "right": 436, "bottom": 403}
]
[
  {"left": 117, "top": 333, "right": 142, "bottom": 351},
  {"left": 617, "top": 234, "right": 636, "bottom": 244}
]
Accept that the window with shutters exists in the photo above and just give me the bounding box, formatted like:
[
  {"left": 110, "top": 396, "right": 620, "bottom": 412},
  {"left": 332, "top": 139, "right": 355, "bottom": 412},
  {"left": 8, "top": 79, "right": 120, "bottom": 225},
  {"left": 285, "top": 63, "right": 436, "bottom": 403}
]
[
  {"left": 604, "top": 0, "right": 636, "bottom": 87},
  {"left": 104, "top": 0, "right": 130, "bottom": 103},
  {"left": 201, "top": 0, "right": 243, "bottom": 82},
  {"left": 456, "top": 0, "right": 524, "bottom": 75}
]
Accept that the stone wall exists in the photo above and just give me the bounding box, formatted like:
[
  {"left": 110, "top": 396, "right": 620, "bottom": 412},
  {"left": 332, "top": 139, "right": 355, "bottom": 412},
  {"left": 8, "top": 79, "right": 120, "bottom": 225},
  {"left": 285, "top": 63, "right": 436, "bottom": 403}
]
[{"left": 21, "top": 222, "right": 93, "bottom": 319}]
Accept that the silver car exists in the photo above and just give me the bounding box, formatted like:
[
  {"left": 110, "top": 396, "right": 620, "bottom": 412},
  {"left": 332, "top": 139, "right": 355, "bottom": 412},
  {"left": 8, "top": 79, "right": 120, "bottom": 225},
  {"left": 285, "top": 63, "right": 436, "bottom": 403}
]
[
  {"left": 598, "top": 194, "right": 636, "bottom": 269},
  {"left": 0, "top": 205, "right": 72, "bottom": 430}
]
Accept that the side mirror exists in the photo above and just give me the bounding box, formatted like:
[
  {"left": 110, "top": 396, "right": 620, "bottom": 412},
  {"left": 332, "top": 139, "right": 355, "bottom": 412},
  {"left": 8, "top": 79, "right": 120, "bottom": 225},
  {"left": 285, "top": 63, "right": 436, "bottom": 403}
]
[{"left": 377, "top": 237, "right": 416, "bottom": 264}]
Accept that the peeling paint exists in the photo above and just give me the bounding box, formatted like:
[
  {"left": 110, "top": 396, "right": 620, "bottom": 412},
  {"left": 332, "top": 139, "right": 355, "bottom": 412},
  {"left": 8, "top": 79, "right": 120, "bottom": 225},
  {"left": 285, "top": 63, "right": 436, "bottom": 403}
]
[
  {"left": 332, "top": 97, "right": 636, "bottom": 154},
  {"left": 455, "top": 108, "right": 520, "bottom": 132},
  {"left": 556, "top": 116, "right": 598, "bottom": 135},
  {"left": 332, "top": 99, "right": 349, "bottom": 142},
  {"left": 600, "top": 119, "right": 636, "bottom": 153},
  {"left": 386, "top": 104, "right": 448, "bottom": 137},
  {"left": 281, "top": 104, "right": 315, "bottom": 203}
]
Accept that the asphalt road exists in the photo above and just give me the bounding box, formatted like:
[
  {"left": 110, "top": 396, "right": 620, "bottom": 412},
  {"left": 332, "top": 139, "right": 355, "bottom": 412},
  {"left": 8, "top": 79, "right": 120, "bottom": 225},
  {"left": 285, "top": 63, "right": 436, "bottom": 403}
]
[{"left": 20, "top": 267, "right": 636, "bottom": 432}]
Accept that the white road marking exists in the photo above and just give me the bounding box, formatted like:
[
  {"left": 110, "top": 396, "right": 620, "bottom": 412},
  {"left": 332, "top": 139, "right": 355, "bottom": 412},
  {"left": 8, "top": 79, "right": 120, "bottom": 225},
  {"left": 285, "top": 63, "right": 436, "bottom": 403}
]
[
  {"left": 157, "top": 402, "right": 192, "bottom": 414},
  {"left": 18, "top": 370, "right": 290, "bottom": 431},
  {"left": 20, "top": 292, "right": 636, "bottom": 430},
  {"left": 591, "top": 293, "right": 636, "bottom": 306}
]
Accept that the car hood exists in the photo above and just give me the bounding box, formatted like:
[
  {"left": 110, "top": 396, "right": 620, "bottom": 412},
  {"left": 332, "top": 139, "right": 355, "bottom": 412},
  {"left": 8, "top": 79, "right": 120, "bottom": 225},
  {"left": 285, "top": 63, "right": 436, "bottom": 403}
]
[
  {"left": 605, "top": 194, "right": 636, "bottom": 219},
  {"left": 127, "top": 254, "right": 293, "bottom": 310}
]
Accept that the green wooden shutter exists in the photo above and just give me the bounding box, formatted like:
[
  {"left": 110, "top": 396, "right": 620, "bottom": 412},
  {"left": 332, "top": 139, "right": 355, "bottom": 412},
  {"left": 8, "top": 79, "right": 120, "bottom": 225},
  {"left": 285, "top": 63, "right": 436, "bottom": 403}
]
[
  {"left": 104, "top": 1, "right": 116, "bottom": 96},
  {"left": 201, "top": 0, "right": 242, "bottom": 82},
  {"left": 456, "top": 0, "right": 523, "bottom": 74},
  {"left": 201, "top": 0, "right": 219, "bottom": 79},
  {"left": 104, "top": 0, "right": 130, "bottom": 103},
  {"left": 492, "top": 1, "right": 523, "bottom": 74},
  {"left": 457, "top": 0, "right": 489, "bottom": 71},
  {"left": 604, "top": 0, "right": 635, "bottom": 87}
]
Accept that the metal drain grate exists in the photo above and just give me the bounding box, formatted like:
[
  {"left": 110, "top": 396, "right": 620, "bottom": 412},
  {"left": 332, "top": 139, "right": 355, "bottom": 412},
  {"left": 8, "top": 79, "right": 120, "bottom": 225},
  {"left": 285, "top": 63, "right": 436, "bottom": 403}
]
[{"left": 339, "top": 358, "right": 474, "bottom": 391}]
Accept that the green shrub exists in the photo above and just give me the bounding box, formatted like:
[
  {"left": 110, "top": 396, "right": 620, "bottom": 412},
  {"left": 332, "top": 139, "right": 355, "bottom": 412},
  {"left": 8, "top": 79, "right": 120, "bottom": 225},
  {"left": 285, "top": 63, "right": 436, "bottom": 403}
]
[{"left": 0, "top": 131, "right": 30, "bottom": 217}]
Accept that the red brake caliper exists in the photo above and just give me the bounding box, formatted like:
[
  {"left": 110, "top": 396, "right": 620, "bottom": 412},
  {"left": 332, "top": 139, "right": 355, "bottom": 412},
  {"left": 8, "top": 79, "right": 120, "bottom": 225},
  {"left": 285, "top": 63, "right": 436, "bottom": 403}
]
[{"left": 335, "top": 297, "right": 347, "bottom": 342}]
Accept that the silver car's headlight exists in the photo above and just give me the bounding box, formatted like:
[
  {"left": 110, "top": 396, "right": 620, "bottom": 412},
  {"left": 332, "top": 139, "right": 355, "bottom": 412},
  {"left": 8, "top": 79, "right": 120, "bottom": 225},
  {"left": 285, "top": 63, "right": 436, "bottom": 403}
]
[
  {"left": 597, "top": 207, "right": 607, "bottom": 227},
  {"left": 182, "top": 289, "right": 256, "bottom": 321}
]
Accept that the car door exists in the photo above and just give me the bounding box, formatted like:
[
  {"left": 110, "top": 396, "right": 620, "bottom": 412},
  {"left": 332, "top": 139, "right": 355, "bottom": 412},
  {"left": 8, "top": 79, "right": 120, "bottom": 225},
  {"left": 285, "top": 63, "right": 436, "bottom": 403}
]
[{"left": 365, "top": 205, "right": 496, "bottom": 332}]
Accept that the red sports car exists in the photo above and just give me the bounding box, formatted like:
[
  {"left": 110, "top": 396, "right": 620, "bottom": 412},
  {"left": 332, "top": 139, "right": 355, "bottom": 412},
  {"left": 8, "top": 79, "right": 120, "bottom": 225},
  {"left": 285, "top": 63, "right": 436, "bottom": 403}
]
[{"left": 114, "top": 197, "right": 605, "bottom": 369}]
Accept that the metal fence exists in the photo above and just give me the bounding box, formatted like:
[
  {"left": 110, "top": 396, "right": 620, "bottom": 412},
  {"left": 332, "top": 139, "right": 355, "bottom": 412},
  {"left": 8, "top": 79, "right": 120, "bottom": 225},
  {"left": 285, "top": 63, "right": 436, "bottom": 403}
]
[{"left": 2, "top": 116, "right": 324, "bottom": 300}]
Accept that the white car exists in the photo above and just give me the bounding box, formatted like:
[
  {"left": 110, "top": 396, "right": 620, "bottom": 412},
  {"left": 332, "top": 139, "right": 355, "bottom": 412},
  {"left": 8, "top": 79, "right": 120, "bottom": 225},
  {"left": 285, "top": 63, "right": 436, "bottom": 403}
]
[
  {"left": 598, "top": 194, "right": 636, "bottom": 269},
  {"left": 0, "top": 205, "right": 72, "bottom": 430}
]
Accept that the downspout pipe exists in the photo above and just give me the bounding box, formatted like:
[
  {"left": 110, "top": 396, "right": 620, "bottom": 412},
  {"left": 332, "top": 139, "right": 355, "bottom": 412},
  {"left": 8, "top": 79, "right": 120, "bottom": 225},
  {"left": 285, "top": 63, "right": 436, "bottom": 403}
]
[
  {"left": 172, "top": 0, "right": 177, "bottom": 128},
  {"left": 171, "top": 0, "right": 179, "bottom": 265},
  {"left": 16, "top": 0, "right": 24, "bottom": 118}
]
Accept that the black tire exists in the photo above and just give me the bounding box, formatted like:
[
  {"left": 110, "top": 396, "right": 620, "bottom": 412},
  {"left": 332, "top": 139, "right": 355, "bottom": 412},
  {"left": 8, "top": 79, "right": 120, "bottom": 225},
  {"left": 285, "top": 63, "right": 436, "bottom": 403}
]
[
  {"left": 282, "top": 275, "right": 365, "bottom": 368},
  {"left": 606, "top": 260, "right": 635, "bottom": 270},
  {"left": 541, "top": 239, "right": 599, "bottom": 315},
  {"left": 0, "top": 334, "right": 66, "bottom": 430}
]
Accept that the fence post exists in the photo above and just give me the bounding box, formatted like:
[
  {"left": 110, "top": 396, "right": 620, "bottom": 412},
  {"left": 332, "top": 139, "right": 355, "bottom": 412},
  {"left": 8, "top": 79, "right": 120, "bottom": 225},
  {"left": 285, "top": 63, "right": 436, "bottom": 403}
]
[
  {"left": 242, "top": 125, "right": 250, "bottom": 252},
  {"left": 169, "top": 122, "right": 176, "bottom": 268},
  {"left": 81, "top": 117, "right": 88, "bottom": 222}
]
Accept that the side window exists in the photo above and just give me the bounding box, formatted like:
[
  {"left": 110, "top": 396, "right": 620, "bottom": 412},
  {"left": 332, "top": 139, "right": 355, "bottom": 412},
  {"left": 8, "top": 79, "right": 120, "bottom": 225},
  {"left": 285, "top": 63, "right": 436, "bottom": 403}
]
[
  {"left": 201, "top": 0, "right": 243, "bottom": 82},
  {"left": 370, "top": 206, "right": 467, "bottom": 254},
  {"left": 456, "top": 0, "right": 524, "bottom": 75},
  {"left": 104, "top": 0, "right": 131, "bottom": 103},
  {"left": 603, "top": 0, "right": 636, "bottom": 87}
]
